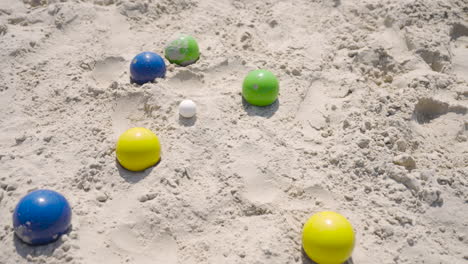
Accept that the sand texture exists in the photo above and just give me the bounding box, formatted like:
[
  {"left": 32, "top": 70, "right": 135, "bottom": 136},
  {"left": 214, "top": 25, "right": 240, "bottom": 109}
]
[{"left": 0, "top": 0, "right": 467, "bottom": 263}]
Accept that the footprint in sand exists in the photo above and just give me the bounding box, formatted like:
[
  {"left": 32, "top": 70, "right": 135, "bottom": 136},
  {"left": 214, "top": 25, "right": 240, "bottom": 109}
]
[
  {"left": 91, "top": 56, "right": 126, "bottom": 86},
  {"left": 111, "top": 93, "right": 148, "bottom": 137},
  {"left": 231, "top": 143, "right": 282, "bottom": 205},
  {"left": 296, "top": 80, "right": 329, "bottom": 133},
  {"left": 242, "top": 163, "right": 282, "bottom": 204},
  {"left": 109, "top": 224, "right": 178, "bottom": 264},
  {"left": 450, "top": 23, "right": 468, "bottom": 82},
  {"left": 412, "top": 98, "right": 467, "bottom": 124},
  {"left": 411, "top": 98, "right": 467, "bottom": 145}
]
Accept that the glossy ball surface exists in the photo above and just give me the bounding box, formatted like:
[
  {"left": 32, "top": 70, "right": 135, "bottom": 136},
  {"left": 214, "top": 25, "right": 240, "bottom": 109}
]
[
  {"left": 242, "top": 69, "right": 279, "bottom": 106},
  {"left": 116, "top": 127, "right": 161, "bottom": 171},
  {"left": 165, "top": 35, "right": 200, "bottom": 66},
  {"left": 13, "top": 189, "right": 72, "bottom": 245},
  {"left": 179, "top": 99, "right": 197, "bottom": 118},
  {"left": 130, "top": 52, "right": 166, "bottom": 84},
  {"left": 302, "top": 211, "right": 355, "bottom": 264}
]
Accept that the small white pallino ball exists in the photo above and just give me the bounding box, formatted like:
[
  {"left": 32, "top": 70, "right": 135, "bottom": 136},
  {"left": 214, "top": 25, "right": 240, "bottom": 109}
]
[{"left": 179, "top": 99, "right": 197, "bottom": 118}]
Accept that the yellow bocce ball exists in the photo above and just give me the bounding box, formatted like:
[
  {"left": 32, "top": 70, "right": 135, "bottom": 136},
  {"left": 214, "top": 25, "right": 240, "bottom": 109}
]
[
  {"left": 116, "top": 127, "right": 161, "bottom": 171},
  {"left": 302, "top": 211, "right": 355, "bottom": 264}
]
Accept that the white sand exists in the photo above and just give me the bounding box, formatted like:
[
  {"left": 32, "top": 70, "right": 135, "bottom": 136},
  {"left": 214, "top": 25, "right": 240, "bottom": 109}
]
[{"left": 0, "top": 0, "right": 467, "bottom": 263}]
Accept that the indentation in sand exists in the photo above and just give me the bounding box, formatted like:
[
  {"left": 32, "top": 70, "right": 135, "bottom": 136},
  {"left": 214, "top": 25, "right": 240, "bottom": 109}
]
[
  {"left": 91, "top": 56, "right": 126, "bottom": 86},
  {"left": 168, "top": 69, "right": 203, "bottom": 90},
  {"left": 111, "top": 93, "right": 147, "bottom": 136},
  {"left": 231, "top": 143, "right": 282, "bottom": 205},
  {"left": 413, "top": 98, "right": 467, "bottom": 124},
  {"left": 451, "top": 35, "right": 468, "bottom": 82},
  {"left": 110, "top": 224, "right": 178, "bottom": 264}
]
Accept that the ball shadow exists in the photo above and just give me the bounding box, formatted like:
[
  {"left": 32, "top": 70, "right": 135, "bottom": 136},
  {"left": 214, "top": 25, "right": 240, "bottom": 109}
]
[
  {"left": 13, "top": 228, "right": 70, "bottom": 259},
  {"left": 178, "top": 115, "right": 197, "bottom": 127},
  {"left": 301, "top": 248, "right": 355, "bottom": 264},
  {"left": 129, "top": 76, "right": 166, "bottom": 85},
  {"left": 129, "top": 77, "right": 143, "bottom": 85},
  {"left": 116, "top": 159, "right": 159, "bottom": 183},
  {"left": 241, "top": 96, "right": 279, "bottom": 118}
]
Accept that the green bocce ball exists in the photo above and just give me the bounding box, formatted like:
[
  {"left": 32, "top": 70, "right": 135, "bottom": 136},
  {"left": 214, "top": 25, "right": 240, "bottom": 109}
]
[
  {"left": 165, "top": 35, "right": 200, "bottom": 66},
  {"left": 242, "top": 69, "right": 279, "bottom": 106}
]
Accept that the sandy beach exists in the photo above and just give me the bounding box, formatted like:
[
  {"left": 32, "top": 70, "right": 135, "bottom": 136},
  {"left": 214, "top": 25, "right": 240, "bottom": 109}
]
[{"left": 0, "top": 0, "right": 467, "bottom": 263}]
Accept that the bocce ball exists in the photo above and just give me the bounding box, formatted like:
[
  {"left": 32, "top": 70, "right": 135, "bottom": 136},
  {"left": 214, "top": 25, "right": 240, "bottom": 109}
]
[
  {"left": 242, "top": 69, "right": 279, "bottom": 106},
  {"left": 116, "top": 127, "right": 161, "bottom": 171},
  {"left": 302, "top": 211, "right": 355, "bottom": 264},
  {"left": 179, "top": 99, "right": 197, "bottom": 118},
  {"left": 13, "top": 189, "right": 72, "bottom": 245},
  {"left": 165, "top": 35, "right": 200, "bottom": 66},
  {"left": 130, "top": 51, "right": 166, "bottom": 84}
]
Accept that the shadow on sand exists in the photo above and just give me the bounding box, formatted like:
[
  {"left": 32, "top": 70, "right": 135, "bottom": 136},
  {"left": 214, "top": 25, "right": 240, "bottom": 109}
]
[
  {"left": 116, "top": 159, "right": 159, "bottom": 183},
  {"left": 178, "top": 115, "right": 197, "bottom": 127},
  {"left": 241, "top": 97, "right": 279, "bottom": 118},
  {"left": 13, "top": 229, "right": 70, "bottom": 260},
  {"left": 302, "top": 248, "right": 355, "bottom": 264}
]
